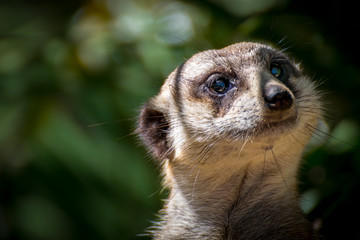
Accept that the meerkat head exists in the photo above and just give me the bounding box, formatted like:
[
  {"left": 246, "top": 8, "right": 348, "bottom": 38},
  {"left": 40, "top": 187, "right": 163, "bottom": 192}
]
[{"left": 138, "top": 42, "right": 322, "bottom": 163}]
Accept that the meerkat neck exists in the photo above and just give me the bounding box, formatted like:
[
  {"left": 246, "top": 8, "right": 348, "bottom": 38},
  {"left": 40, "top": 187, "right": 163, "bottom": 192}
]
[{"left": 154, "top": 146, "right": 318, "bottom": 240}]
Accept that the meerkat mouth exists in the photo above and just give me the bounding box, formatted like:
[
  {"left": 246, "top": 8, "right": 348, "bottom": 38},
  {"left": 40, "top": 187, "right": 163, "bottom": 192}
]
[
  {"left": 254, "top": 113, "right": 298, "bottom": 137},
  {"left": 225, "top": 115, "right": 298, "bottom": 140},
  {"left": 225, "top": 108, "right": 299, "bottom": 140}
]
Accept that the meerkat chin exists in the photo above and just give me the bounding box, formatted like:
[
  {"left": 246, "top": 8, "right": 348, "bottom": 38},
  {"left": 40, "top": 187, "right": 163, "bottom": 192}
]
[{"left": 137, "top": 42, "right": 323, "bottom": 240}]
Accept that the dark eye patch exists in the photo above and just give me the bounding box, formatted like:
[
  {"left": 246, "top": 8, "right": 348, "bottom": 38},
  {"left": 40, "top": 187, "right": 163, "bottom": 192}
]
[
  {"left": 268, "top": 54, "right": 300, "bottom": 95},
  {"left": 206, "top": 73, "right": 234, "bottom": 96},
  {"left": 269, "top": 54, "right": 300, "bottom": 78},
  {"left": 209, "top": 76, "right": 232, "bottom": 94},
  {"left": 270, "top": 62, "right": 286, "bottom": 81}
]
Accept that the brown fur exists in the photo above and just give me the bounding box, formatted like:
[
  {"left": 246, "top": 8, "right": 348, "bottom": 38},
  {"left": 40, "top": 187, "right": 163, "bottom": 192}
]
[{"left": 137, "top": 42, "right": 323, "bottom": 239}]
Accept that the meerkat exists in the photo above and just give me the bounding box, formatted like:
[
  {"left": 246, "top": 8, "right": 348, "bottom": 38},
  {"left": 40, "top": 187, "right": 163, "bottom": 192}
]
[{"left": 137, "top": 42, "right": 323, "bottom": 240}]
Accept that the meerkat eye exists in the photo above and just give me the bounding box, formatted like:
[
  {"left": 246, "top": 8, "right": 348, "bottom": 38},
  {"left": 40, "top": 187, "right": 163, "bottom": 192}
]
[
  {"left": 209, "top": 76, "right": 231, "bottom": 94},
  {"left": 270, "top": 63, "right": 285, "bottom": 80}
]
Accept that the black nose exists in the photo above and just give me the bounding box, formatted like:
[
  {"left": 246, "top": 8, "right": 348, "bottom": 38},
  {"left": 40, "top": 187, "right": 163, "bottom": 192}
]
[{"left": 264, "top": 84, "right": 293, "bottom": 111}]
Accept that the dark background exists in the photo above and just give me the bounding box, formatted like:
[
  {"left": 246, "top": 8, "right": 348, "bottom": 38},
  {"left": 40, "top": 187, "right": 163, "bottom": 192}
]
[{"left": 0, "top": 0, "right": 359, "bottom": 239}]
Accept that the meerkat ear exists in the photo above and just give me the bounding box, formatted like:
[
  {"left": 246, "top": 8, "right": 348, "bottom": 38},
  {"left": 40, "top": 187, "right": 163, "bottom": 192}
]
[{"left": 137, "top": 99, "right": 171, "bottom": 161}]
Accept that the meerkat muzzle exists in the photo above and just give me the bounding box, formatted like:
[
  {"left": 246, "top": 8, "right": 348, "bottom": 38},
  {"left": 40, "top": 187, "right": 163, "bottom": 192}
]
[{"left": 264, "top": 83, "right": 294, "bottom": 111}]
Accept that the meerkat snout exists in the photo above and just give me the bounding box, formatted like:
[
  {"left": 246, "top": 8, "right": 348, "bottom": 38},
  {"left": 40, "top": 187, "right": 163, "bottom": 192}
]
[{"left": 264, "top": 83, "right": 294, "bottom": 111}]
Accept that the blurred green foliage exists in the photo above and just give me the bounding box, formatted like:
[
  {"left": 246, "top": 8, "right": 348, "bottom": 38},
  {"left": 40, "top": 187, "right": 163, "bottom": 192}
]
[{"left": 0, "top": 0, "right": 359, "bottom": 239}]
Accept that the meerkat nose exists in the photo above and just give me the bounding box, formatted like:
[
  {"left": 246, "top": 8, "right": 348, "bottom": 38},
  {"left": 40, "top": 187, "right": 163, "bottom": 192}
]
[{"left": 264, "top": 84, "right": 293, "bottom": 111}]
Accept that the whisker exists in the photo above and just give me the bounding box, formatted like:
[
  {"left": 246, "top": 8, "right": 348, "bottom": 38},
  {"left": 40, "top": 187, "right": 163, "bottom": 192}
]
[
  {"left": 304, "top": 124, "right": 328, "bottom": 143},
  {"left": 87, "top": 117, "right": 137, "bottom": 127},
  {"left": 261, "top": 149, "right": 267, "bottom": 186},
  {"left": 306, "top": 123, "right": 354, "bottom": 148},
  {"left": 270, "top": 149, "right": 292, "bottom": 195},
  {"left": 165, "top": 140, "right": 215, "bottom": 205},
  {"left": 288, "top": 130, "right": 307, "bottom": 149},
  {"left": 191, "top": 168, "right": 201, "bottom": 203},
  {"left": 237, "top": 137, "right": 249, "bottom": 159}
]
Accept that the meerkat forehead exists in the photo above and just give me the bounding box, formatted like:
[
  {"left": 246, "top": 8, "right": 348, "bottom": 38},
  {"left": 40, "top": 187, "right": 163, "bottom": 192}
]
[
  {"left": 162, "top": 42, "right": 276, "bottom": 88},
  {"left": 138, "top": 42, "right": 322, "bottom": 160},
  {"left": 180, "top": 42, "right": 288, "bottom": 78}
]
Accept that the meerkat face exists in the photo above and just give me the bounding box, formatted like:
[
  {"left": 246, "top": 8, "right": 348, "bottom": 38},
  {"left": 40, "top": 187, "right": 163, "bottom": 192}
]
[{"left": 138, "top": 42, "right": 322, "bottom": 161}]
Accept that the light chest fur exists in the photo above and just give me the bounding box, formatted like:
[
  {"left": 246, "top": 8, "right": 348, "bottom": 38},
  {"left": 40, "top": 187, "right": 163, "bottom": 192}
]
[{"left": 137, "top": 42, "right": 323, "bottom": 239}]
